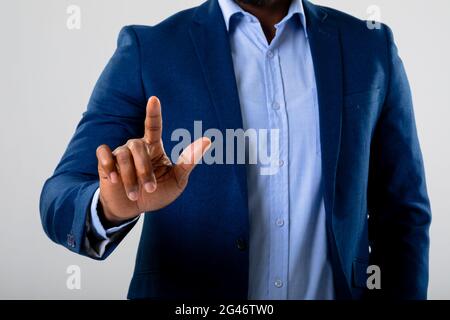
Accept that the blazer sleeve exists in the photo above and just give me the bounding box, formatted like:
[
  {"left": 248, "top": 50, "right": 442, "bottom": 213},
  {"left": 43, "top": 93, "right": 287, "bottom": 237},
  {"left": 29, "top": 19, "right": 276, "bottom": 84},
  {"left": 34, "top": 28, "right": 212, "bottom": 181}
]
[
  {"left": 367, "top": 25, "right": 432, "bottom": 299},
  {"left": 39, "top": 26, "right": 147, "bottom": 260}
]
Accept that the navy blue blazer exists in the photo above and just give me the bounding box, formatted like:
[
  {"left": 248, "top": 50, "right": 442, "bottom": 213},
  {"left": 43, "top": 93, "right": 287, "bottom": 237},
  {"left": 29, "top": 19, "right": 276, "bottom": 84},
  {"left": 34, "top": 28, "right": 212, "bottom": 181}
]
[{"left": 40, "top": 0, "right": 431, "bottom": 300}]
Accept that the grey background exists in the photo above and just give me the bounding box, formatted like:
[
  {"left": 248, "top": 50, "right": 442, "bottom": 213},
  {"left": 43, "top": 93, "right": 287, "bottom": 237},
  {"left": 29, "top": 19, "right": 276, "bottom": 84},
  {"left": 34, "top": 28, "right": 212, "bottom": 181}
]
[{"left": 0, "top": 0, "right": 449, "bottom": 299}]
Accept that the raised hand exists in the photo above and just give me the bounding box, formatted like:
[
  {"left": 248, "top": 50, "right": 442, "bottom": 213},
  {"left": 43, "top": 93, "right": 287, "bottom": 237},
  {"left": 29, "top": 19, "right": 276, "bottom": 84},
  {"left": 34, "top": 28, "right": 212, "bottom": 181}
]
[{"left": 96, "top": 96, "right": 211, "bottom": 225}]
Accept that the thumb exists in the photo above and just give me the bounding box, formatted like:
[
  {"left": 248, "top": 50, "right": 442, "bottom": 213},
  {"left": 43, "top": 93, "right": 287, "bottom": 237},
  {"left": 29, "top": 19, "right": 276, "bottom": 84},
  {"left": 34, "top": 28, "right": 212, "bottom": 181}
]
[{"left": 173, "top": 137, "right": 211, "bottom": 188}]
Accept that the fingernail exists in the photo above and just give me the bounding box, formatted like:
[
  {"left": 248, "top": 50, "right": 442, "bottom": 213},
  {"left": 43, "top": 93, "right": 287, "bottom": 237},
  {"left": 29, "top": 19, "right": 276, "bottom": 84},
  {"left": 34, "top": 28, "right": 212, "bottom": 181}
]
[
  {"left": 144, "top": 182, "right": 156, "bottom": 193},
  {"left": 110, "top": 172, "right": 118, "bottom": 184},
  {"left": 128, "top": 191, "right": 138, "bottom": 201}
]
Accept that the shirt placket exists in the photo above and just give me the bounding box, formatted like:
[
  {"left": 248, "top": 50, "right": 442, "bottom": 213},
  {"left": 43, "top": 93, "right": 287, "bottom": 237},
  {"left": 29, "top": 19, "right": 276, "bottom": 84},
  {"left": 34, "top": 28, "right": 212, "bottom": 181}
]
[{"left": 265, "top": 45, "right": 290, "bottom": 300}]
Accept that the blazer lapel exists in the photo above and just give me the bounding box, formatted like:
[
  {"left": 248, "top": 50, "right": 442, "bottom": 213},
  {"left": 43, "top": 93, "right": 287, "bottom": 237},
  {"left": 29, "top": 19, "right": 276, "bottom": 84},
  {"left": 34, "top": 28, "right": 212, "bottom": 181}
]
[
  {"left": 304, "top": 2, "right": 343, "bottom": 222},
  {"left": 303, "top": 1, "right": 351, "bottom": 297},
  {"left": 189, "top": 0, "right": 249, "bottom": 203}
]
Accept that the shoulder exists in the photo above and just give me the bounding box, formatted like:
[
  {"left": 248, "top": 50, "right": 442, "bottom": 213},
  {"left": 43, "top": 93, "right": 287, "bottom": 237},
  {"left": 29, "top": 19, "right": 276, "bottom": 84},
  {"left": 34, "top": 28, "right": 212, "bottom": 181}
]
[
  {"left": 117, "top": 6, "right": 199, "bottom": 47},
  {"left": 313, "top": 3, "right": 393, "bottom": 45},
  {"left": 309, "top": 2, "right": 399, "bottom": 69}
]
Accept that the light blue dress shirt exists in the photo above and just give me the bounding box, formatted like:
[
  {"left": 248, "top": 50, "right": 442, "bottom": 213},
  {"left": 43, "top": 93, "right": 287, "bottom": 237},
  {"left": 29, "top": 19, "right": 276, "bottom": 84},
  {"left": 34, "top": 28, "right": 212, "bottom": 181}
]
[
  {"left": 218, "top": 0, "right": 334, "bottom": 299},
  {"left": 88, "top": 0, "right": 335, "bottom": 300}
]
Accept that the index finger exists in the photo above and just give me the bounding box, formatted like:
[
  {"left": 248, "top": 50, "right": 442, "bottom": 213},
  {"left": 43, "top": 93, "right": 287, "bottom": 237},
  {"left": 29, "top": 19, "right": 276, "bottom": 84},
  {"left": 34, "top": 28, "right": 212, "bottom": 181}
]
[{"left": 144, "top": 96, "right": 162, "bottom": 144}]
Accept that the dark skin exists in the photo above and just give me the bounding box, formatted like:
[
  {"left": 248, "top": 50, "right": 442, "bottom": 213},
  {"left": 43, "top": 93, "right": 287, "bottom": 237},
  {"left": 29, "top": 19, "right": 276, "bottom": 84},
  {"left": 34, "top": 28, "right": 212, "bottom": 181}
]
[
  {"left": 236, "top": 0, "right": 292, "bottom": 43},
  {"left": 97, "top": 0, "right": 292, "bottom": 227}
]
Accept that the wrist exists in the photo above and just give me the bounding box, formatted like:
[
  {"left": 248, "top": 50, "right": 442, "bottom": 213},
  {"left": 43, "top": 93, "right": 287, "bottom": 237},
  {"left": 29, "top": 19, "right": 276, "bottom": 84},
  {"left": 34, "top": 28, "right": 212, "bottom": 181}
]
[{"left": 98, "top": 194, "right": 132, "bottom": 228}]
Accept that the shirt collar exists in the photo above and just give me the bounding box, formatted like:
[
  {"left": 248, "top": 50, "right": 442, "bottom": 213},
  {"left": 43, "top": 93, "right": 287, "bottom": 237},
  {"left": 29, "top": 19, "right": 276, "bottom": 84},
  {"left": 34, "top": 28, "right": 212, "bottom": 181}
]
[{"left": 218, "top": 0, "right": 308, "bottom": 37}]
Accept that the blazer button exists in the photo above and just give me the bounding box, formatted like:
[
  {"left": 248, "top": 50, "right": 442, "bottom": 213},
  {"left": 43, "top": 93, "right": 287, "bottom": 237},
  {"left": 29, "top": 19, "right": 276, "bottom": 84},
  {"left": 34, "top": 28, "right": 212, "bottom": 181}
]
[{"left": 236, "top": 238, "right": 247, "bottom": 251}]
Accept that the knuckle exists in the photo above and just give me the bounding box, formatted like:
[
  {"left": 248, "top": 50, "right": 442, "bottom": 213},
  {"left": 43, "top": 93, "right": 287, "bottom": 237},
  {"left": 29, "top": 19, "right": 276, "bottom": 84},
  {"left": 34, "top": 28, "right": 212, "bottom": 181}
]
[
  {"left": 96, "top": 144, "right": 107, "bottom": 156},
  {"left": 96, "top": 145, "right": 114, "bottom": 168},
  {"left": 138, "top": 167, "right": 151, "bottom": 179},
  {"left": 115, "top": 148, "right": 131, "bottom": 163},
  {"left": 103, "top": 158, "right": 114, "bottom": 168},
  {"left": 121, "top": 169, "right": 136, "bottom": 184},
  {"left": 146, "top": 126, "right": 161, "bottom": 132},
  {"left": 127, "top": 139, "right": 143, "bottom": 151}
]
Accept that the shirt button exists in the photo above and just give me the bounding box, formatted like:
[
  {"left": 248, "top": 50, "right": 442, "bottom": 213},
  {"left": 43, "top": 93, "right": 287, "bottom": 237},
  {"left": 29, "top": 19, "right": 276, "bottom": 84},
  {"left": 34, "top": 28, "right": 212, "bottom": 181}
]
[
  {"left": 272, "top": 102, "right": 280, "bottom": 110},
  {"left": 274, "top": 279, "right": 283, "bottom": 288},
  {"left": 278, "top": 160, "right": 285, "bottom": 167},
  {"left": 267, "top": 50, "right": 274, "bottom": 59},
  {"left": 276, "top": 218, "right": 285, "bottom": 227}
]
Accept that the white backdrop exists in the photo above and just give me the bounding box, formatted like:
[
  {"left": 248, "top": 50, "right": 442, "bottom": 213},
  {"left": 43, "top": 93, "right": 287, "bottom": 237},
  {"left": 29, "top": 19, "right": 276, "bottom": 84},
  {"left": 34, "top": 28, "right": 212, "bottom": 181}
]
[{"left": 0, "top": 0, "right": 449, "bottom": 299}]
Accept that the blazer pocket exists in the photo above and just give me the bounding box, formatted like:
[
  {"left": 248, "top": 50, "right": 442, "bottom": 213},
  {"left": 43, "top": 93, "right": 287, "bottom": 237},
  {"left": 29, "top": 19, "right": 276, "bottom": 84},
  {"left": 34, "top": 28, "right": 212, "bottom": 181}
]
[
  {"left": 352, "top": 258, "right": 369, "bottom": 288},
  {"left": 344, "top": 88, "right": 381, "bottom": 108}
]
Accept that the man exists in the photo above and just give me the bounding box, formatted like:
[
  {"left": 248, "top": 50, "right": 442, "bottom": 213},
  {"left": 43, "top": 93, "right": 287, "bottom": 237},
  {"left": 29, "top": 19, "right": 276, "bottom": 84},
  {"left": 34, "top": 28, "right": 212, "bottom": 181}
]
[{"left": 40, "top": 0, "right": 431, "bottom": 300}]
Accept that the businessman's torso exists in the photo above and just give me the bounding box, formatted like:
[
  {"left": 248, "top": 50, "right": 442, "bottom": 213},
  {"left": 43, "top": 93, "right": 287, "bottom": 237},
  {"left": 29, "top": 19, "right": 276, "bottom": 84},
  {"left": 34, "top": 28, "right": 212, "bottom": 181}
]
[{"left": 120, "top": 0, "right": 389, "bottom": 300}]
